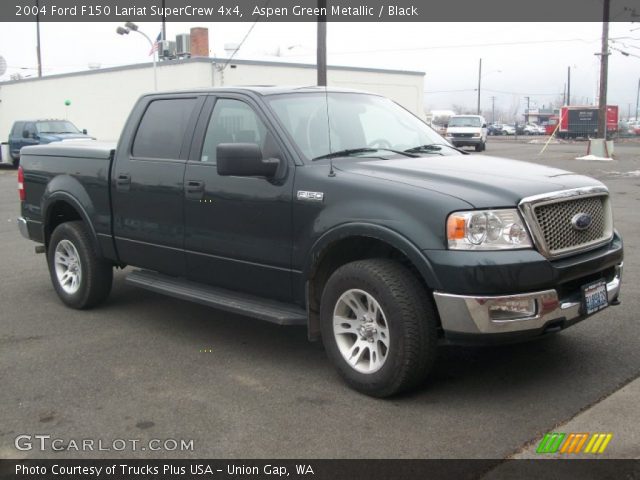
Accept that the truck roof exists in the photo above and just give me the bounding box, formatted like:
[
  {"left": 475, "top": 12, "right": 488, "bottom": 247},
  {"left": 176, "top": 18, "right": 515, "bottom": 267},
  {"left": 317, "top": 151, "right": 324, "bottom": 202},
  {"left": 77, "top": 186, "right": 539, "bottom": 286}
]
[
  {"left": 140, "top": 85, "right": 382, "bottom": 98},
  {"left": 13, "top": 119, "right": 72, "bottom": 123}
]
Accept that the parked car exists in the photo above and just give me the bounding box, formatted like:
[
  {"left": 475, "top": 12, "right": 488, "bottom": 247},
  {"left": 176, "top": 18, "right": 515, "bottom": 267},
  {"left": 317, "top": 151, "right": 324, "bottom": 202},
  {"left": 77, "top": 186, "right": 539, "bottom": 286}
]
[
  {"left": 8, "top": 119, "right": 93, "bottom": 166},
  {"left": 444, "top": 114, "right": 488, "bottom": 151},
  {"left": 487, "top": 123, "right": 504, "bottom": 135},
  {"left": 534, "top": 124, "right": 547, "bottom": 135},
  {"left": 520, "top": 124, "right": 539, "bottom": 135},
  {"left": 17, "top": 87, "right": 623, "bottom": 397},
  {"left": 501, "top": 124, "right": 516, "bottom": 135}
]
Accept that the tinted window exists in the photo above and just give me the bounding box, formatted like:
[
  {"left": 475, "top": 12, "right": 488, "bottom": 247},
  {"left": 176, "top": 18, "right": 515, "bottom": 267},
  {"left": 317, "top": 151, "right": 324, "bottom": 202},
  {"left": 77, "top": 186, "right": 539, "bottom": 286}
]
[
  {"left": 11, "top": 122, "right": 24, "bottom": 137},
  {"left": 24, "top": 123, "right": 37, "bottom": 136},
  {"left": 201, "top": 99, "right": 279, "bottom": 163},
  {"left": 132, "top": 98, "right": 197, "bottom": 159}
]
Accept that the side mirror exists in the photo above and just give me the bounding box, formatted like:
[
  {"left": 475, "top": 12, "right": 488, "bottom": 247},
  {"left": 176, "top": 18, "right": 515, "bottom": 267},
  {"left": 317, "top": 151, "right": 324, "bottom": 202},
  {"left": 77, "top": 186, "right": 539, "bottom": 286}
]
[
  {"left": 82, "top": 129, "right": 88, "bottom": 135},
  {"left": 444, "top": 123, "right": 448, "bottom": 128},
  {"left": 217, "top": 143, "right": 279, "bottom": 178},
  {"left": 482, "top": 123, "right": 487, "bottom": 128}
]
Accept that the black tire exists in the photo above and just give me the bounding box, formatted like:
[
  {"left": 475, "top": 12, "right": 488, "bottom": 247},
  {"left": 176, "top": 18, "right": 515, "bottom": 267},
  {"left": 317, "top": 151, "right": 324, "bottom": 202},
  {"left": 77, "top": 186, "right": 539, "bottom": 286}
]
[
  {"left": 10, "top": 152, "right": 19, "bottom": 168},
  {"left": 47, "top": 221, "right": 113, "bottom": 309},
  {"left": 320, "top": 259, "right": 438, "bottom": 397}
]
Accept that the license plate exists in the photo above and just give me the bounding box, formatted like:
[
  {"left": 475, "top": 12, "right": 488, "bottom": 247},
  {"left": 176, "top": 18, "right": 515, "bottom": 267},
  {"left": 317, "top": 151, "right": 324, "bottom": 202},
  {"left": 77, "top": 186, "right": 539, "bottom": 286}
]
[{"left": 581, "top": 280, "right": 608, "bottom": 316}]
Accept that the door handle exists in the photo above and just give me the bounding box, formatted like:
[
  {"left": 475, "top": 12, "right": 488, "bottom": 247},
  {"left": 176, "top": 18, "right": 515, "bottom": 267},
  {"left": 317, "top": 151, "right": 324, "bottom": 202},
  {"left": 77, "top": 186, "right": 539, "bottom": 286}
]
[
  {"left": 185, "top": 180, "right": 205, "bottom": 200},
  {"left": 116, "top": 174, "right": 131, "bottom": 190},
  {"left": 186, "top": 180, "right": 204, "bottom": 192}
]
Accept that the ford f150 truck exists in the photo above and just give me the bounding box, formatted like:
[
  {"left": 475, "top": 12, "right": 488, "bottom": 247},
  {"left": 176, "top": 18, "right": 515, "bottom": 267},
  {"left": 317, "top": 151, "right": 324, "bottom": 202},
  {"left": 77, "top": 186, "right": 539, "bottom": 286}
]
[{"left": 17, "top": 87, "right": 623, "bottom": 397}]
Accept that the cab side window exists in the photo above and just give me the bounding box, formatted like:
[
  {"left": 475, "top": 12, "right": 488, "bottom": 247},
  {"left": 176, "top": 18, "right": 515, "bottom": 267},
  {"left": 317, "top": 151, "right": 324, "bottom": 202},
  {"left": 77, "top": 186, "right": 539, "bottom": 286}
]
[
  {"left": 132, "top": 98, "right": 198, "bottom": 160},
  {"left": 200, "top": 99, "right": 280, "bottom": 163},
  {"left": 24, "top": 123, "right": 37, "bottom": 138}
]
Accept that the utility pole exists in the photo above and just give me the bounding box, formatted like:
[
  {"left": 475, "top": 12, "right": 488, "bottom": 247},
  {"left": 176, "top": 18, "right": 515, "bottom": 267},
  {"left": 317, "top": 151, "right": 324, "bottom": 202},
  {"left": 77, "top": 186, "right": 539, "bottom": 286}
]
[
  {"left": 477, "top": 58, "right": 482, "bottom": 115},
  {"left": 567, "top": 66, "right": 571, "bottom": 105},
  {"left": 35, "top": 0, "right": 42, "bottom": 77},
  {"left": 596, "top": 0, "right": 610, "bottom": 139},
  {"left": 635, "top": 78, "right": 640, "bottom": 122},
  {"left": 524, "top": 96, "right": 530, "bottom": 123},
  {"left": 490, "top": 96, "right": 496, "bottom": 123},
  {"left": 316, "top": 0, "right": 327, "bottom": 86},
  {"left": 161, "top": 0, "right": 167, "bottom": 42}
]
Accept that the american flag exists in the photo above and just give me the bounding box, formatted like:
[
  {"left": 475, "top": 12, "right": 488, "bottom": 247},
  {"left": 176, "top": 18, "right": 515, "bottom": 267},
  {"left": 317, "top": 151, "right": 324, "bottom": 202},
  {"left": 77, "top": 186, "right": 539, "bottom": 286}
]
[{"left": 149, "top": 32, "right": 161, "bottom": 56}]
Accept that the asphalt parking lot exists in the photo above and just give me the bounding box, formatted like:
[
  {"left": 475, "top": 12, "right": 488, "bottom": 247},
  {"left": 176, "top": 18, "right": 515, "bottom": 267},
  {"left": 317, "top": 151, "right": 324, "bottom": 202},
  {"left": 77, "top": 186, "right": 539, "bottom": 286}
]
[{"left": 0, "top": 139, "right": 639, "bottom": 460}]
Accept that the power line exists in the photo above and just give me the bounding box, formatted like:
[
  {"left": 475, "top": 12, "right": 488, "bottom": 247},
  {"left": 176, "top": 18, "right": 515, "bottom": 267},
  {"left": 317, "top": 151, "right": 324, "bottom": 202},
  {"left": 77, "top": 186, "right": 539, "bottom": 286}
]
[
  {"left": 290, "top": 36, "right": 604, "bottom": 56},
  {"left": 425, "top": 88, "right": 561, "bottom": 96},
  {"left": 218, "top": 0, "right": 271, "bottom": 71}
]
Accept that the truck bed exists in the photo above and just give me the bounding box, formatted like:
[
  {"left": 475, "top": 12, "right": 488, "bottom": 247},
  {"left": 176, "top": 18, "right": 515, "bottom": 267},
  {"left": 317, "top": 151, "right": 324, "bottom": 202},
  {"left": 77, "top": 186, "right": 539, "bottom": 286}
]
[
  {"left": 20, "top": 141, "right": 117, "bottom": 260},
  {"left": 21, "top": 140, "right": 115, "bottom": 160}
]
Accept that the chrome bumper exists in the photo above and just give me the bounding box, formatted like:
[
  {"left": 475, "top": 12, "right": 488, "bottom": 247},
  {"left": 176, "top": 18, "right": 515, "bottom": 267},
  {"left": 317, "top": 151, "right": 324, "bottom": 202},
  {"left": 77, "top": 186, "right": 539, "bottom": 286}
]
[
  {"left": 17, "top": 217, "right": 29, "bottom": 239},
  {"left": 433, "top": 263, "right": 623, "bottom": 335}
]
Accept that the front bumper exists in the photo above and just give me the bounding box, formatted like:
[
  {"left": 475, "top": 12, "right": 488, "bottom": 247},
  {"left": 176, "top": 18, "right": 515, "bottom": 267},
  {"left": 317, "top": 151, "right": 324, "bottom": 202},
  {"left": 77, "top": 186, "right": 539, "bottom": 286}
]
[
  {"left": 446, "top": 136, "right": 482, "bottom": 146},
  {"left": 433, "top": 262, "right": 622, "bottom": 342}
]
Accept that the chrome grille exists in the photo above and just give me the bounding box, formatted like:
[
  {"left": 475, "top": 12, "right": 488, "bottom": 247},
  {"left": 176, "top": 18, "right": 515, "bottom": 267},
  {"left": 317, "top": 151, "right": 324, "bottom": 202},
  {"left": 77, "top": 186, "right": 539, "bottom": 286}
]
[
  {"left": 534, "top": 196, "right": 606, "bottom": 255},
  {"left": 519, "top": 187, "right": 613, "bottom": 259}
]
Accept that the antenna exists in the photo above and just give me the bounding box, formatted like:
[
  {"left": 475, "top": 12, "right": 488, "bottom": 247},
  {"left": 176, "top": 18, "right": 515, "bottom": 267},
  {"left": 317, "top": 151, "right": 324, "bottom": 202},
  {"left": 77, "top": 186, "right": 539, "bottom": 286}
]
[{"left": 324, "top": 85, "right": 335, "bottom": 177}]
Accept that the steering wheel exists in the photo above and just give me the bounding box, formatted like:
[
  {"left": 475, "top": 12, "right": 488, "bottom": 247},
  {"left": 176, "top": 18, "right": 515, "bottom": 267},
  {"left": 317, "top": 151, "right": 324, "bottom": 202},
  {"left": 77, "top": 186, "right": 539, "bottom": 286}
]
[{"left": 367, "top": 138, "right": 393, "bottom": 149}]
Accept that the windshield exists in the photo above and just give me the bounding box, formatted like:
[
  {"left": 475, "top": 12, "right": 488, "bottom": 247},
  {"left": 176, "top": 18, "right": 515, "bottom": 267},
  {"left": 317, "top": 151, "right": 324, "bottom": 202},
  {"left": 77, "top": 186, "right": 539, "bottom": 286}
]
[
  {"left": 448, "top": 116, "right": 481, "bottom": 127},
  {"left": 36, "top": 121, "right": 80, "bottom": 134},
  {"left": 266, "top": 92, "right": 450, "bottom": 161}
]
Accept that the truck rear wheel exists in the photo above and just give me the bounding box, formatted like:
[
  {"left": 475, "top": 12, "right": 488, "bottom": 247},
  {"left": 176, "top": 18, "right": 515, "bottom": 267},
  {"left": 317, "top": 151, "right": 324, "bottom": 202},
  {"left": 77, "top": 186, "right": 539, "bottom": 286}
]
[
  {"left": 319, "top": 259, "right": 438, "bottom": 397},
  {"left": 47, "top": 221, "right": 113, "bottom": 309}
]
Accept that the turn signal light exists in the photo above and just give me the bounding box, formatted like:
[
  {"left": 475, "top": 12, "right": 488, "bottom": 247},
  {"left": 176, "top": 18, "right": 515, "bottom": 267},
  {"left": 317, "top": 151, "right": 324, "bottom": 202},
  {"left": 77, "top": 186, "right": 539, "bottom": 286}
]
[{"left": 447, "top": 215, "right": 466, "bottom": 240}]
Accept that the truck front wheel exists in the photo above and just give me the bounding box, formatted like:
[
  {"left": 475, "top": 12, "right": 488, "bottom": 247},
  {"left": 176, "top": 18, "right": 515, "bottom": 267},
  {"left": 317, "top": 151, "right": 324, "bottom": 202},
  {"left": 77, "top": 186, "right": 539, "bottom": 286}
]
[
  {"left": 320, "top": 259, "right": 438, "bottom": 397},
  {"left": 47, "top": 221, "right": 113, "bottom": 309}
]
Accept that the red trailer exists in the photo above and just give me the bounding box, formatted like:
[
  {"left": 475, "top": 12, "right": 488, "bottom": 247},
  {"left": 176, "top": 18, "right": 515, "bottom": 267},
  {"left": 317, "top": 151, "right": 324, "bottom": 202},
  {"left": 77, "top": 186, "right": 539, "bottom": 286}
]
[{"left": 547, "top": 105, "right": 618, "bottom": 138}]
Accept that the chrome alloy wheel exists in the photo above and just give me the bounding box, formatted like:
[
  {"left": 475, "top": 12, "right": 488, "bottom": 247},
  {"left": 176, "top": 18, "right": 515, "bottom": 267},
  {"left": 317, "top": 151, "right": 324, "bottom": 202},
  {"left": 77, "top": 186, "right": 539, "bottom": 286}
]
[
  {"left": 54, "top": 239, "right": 82, "bottom": 294},
  {"left": 333, "top": 289, "right": 390, "bottom": 374}
]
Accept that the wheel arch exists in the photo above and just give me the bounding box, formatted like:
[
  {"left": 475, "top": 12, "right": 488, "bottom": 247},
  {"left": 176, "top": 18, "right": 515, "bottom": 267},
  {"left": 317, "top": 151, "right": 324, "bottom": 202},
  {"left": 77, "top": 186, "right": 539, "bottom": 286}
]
[
  {"left": 42, "top": 189, "right": 101, "bottom": 257},
  {"left": 304, "top": 223, "right": 441, "bottom": 340}
]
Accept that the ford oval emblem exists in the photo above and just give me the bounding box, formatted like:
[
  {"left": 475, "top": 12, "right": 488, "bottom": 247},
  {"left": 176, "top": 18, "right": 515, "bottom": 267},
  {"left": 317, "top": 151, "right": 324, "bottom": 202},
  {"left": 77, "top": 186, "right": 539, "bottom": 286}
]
[{"left": 571, "top": 213, "right": 593, "bottom": 231}]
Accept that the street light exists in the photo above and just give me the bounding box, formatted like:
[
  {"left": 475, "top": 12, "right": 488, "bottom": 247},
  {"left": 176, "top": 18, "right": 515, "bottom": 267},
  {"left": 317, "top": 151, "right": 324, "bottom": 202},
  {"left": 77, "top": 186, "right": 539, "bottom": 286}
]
[{"left": 116, "top": 22, "right": 157, "bottom": 91}]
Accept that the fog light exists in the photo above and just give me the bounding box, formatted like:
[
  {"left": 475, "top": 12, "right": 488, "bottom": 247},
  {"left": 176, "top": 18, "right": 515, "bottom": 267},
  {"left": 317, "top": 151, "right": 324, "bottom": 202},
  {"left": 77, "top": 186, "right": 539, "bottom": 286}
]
[{"left": 488, "top": 298, "right": 537, "bottom": 321}]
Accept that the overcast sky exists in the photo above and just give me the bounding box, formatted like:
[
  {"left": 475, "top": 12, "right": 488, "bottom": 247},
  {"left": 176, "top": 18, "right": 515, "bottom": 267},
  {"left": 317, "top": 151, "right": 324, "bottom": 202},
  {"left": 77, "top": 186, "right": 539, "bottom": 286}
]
[{"left": 1, "top": 21, "right": 639, "bottom": 118}]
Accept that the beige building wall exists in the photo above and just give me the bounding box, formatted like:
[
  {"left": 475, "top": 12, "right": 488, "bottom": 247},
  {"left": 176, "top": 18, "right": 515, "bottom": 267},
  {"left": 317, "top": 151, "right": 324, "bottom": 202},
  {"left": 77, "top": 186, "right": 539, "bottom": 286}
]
[{"left": 0, "top": 58, "right": 424, "bottom": 142}]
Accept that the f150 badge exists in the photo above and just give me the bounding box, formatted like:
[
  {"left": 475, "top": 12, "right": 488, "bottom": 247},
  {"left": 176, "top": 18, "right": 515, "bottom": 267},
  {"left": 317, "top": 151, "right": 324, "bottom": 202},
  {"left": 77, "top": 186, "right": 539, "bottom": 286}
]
[{"left": 297, "top": 191, "right": 324, "bottom": 202}]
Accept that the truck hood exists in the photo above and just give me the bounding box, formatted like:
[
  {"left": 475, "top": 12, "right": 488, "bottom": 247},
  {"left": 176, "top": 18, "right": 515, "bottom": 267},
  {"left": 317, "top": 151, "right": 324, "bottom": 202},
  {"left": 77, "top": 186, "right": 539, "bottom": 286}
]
[
  {"left": 40, "top": 133, "right": 93, "bottom": 142},
  {"left": 334, "top": 155, "right": 604, "bottom": 208}
]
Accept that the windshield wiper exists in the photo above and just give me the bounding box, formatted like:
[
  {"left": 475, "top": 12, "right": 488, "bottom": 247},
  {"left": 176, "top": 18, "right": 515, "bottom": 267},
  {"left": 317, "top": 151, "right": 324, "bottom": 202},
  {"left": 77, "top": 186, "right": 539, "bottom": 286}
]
[
  {"left": 312, "top": 148, "right": 417, "bottom": 161},
  {"left": 404, "top": 144, "right": 469, "bottom": 155}
]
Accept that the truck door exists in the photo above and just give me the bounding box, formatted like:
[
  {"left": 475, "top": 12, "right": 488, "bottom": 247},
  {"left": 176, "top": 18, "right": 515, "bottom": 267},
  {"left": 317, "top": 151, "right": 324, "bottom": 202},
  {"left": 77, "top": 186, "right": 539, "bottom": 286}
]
[
  {"left": 19, "top": 122, "right": 39, "bottom": 152},
  {"left": 111, "top": 94, "right": 204, "bottom": 276},
  {"left": 183, "top": 95, "right": 294, "bottom": 301}
]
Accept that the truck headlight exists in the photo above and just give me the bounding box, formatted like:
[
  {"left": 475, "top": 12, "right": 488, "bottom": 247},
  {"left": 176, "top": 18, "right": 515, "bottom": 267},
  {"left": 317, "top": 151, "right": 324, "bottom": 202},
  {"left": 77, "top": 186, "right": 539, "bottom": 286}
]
[{"left": 446, "top": 209, "right": 532, "bottom": 250}]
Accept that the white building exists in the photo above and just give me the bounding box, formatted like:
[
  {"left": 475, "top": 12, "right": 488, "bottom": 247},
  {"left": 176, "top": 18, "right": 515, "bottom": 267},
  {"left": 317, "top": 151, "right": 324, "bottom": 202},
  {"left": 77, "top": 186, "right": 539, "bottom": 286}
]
[{"left": 0, "top": 57, "right": 425, "bottom": 141}]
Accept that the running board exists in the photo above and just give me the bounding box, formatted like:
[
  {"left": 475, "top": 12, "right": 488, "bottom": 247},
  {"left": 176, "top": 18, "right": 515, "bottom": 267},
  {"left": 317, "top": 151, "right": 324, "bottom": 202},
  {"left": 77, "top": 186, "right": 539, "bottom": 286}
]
[{"left": 125, "top": 270, "right": 307, "bottom": 326}]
